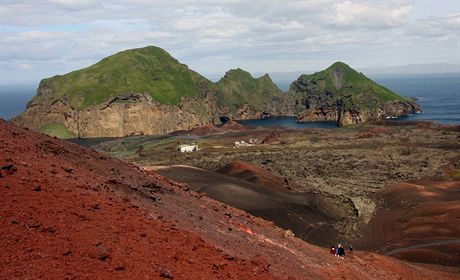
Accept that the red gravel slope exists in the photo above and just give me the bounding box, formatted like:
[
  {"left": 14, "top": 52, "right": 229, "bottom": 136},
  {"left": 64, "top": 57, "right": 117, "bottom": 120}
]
[
  {"left": 362, "top": 180, "right": 460, "bottom": 266},
  {"left": 216, "top": 160, "right": 301, "bottom": 192},
  {"left": 0, "top": 119, "right": 456, "bottom": 279}
]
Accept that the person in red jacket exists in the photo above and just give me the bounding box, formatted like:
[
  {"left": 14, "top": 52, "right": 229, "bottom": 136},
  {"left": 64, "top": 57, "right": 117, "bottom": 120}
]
[{"left": 330, "top": 245, "right": 336, "bottom": 255}]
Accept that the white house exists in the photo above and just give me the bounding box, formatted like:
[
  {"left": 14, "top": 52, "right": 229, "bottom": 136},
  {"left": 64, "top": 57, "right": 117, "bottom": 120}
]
[
  {"left": 233, "top": 140, "right": 256, "bottom": 148},
  {"left": 177, "top": 144, "right": 198, "bottom": 153}
]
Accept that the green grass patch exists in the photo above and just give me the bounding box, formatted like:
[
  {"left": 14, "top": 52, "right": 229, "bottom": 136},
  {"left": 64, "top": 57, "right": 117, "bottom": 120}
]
[
  {"left": 40, "top": 123, "right": 75, "bottom": 139},
  {"left": 291, "top": 61, "right": 411, "bottom": 112},
  {"left": 31, "top": 46, "right": 214, "bottom": 109},
  {"left": 216, "top": 68, "right": 282, "bottom": 111}
]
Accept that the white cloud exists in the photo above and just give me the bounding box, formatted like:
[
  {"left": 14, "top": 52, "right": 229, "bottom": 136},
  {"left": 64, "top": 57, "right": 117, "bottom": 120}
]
[
  {"left": 407, "top": 13, "right": 460, "bottom": 40},
  {"left": 49, "top": 0, "right": 98, "bottom": 11},
  {"left": 0, "top": 0, "right": 459, "bottom": 85},
  {"left": 326, "top": 1, "right": 412, "bottom": 29},
  {"left": 419, "top": 13, "right": 460, "bottom": 31},
  {"left": 16, "top": 63, "right": 34, "bottom": 71}
]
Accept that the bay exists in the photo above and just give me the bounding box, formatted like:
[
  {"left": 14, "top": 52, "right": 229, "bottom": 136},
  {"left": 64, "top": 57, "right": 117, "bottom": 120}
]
[{"left": 236, "top": 117, "right": 336, "bottom": 129}]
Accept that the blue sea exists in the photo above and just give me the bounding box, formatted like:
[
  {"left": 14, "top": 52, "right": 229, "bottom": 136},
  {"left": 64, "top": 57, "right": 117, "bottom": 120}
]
[
  {"left": 237, "top": 117, "right": 337, "bottom": 129},
  {"left": 373, "top": 74, "right": 460, "bottom": 124},
  {"left": 1, "top": 74, "right": 459, "bottom": 125},
  {"left": 0, "top": 85, "right": 36, "bottom": 120}
]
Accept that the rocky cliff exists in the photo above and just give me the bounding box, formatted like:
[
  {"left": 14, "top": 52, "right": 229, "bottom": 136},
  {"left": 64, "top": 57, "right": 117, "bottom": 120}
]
[
  {"left": 286, "top": 62, "right": 420, "bottom": 126},
  {"left": 14, "top": 92, "right": 218, "bottom": 138}
]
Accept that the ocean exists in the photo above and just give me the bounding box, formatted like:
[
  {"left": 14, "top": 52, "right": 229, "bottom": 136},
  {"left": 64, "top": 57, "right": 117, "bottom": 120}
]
[
  {"left": 0, "top": 74, "right": 459, "bottom": 125},
  {"left": 0, "top": 85, "right": 36, "bottom": 120},
  {"left": 373, "top": 74, "right": 460, "bottom": 124}
]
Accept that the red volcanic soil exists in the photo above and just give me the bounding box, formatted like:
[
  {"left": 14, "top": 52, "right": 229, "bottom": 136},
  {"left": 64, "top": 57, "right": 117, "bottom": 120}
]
[
  {"left": 357, "top": 127, "right": 391, "bottom": 138},
  {"left": 361, "top": 180, "right": 460, "bottom": 267},
  {"left": 0, "top": 119, "right": 457, "bottom": 279},
  {"left": 174, "top": 120, "right": 251, "bottom": 136},
  {"left": 217, "top": 160, "right": 298, "bottom": 192},
  {"left": 0, "top": 122, "right": 277, "bottom": 279},
  {"left": 220, "top": 119, "right": 251, "bottom": 131},
  {"left": 262, "top": 130, "right": 281, "bottom": 144},
  {"left": 374, "top": 120, "right": 460, "bottom": 132},
  {"left": 186, "top": 124, "right": 222, "bottom": 135}
]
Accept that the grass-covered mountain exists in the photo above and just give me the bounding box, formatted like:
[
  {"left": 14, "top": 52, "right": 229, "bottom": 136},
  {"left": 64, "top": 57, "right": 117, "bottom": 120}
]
[
  {"left": 14, "top": 46, "right": 420, "bottom": 138},
  {"left": 290, "top": 61, "right": 409, "bottom": 104},
  {"left": 30, "top": 46, "right": 214, "bottom": 109},
  {"left": 14, "top": 46, "right": 283, "bottom": 138},
  {"left": 215, "top": 69, "right": 283, "bottom": 118},
  {"left": 15, "top": 46, "right": 221, "bottom": 138},
  {"left": 287, "top": 62, "right": 420, "bottom": 125}
]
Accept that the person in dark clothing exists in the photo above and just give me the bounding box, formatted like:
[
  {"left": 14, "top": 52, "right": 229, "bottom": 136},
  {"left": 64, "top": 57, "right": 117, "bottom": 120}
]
[
  {"left": 349, "top": 244, "right": 353, "bottom": 253},
  {"left": 336, "top": 244, "right": 345, "bottom": 258},
  {"left": 330, "top": 245, "right": 336, "bottom": 255}
]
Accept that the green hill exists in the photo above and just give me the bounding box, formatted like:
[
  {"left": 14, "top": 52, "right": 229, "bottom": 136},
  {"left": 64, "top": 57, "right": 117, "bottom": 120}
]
[
  {"left": 289, "top": 62, "right": 410, "bottom": 111},
  {"left": 16, "top": 47, "right": 421, "bottom": 137},
  {"left": 30, "top": 46, "right": 213, "bottom": 109},
  {"left": 216, "top": 68, "right": 283, "bottom": 111}
]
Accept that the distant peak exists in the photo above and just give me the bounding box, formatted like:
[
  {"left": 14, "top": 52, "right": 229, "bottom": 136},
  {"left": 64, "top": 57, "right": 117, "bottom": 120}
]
[
  {"left": 260, "top": 73, "right": 271, "bottom": 79},
  {"left": 328, "top": 61, "right": 350, "bottom": 69},
  {"left": 223, "top": 68, "right": 253, "bottom": 79},
  {"left": 228, "top": 68, "right": 250, "bottom": 74},
  {"left": 117, "top": 45, "right": 173, "bottom": 58},
  {"left": 258, "top": 73, "right": 275, "bottom": 82}
]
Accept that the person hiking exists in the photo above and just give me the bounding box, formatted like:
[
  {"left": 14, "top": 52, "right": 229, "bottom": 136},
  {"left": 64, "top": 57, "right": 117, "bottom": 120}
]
[
  {"left": 348, "top": 244, "right": 353, "bottom": 253},
  {"left": 336, "top": 244, "right": 345, "bottom": 258},
  {"left": 330, "top": 245, "right": 336, "bottom": 255}
]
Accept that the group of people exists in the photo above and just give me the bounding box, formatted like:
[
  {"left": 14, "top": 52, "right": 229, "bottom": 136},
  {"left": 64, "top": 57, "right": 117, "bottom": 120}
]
[{"left": 329, "top": 243, "right": 352, "bottom": 258}]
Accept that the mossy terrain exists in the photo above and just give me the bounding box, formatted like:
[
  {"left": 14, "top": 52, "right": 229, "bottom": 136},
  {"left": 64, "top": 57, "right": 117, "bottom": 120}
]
[
  {"left": 40, "top": 123, "right": 75, "bottom": 138},
  {"left": 216, "top": 69, "right": 283, "bottom": 112},
  {"left": 30, "top": 46, "right": 213, "bottom": 109},
  {"left": 289, "top": 62, "right": 410, "bottom": 111}
]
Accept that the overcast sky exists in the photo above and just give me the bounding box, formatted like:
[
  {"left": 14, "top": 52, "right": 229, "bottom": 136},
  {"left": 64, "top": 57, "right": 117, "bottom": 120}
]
[{"left": 1, "top": 0, "right": 459, "bottom": 85}]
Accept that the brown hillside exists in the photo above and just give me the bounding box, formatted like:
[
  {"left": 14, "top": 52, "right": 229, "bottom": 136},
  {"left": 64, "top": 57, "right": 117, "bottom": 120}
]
[
  {"left": 217, "top": 160, "right": 297, "bottom": 192},
  {"left": 361, "top": 180, "right": 460, "bottom": 267},
  {"left": 0, "top": 119, "right": 456, "bottom": 279}
]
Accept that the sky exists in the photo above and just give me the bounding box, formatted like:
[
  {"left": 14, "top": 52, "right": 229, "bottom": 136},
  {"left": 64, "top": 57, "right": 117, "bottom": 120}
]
[{"left": 1, "top": 0, "right": 460, "bottom": 86}]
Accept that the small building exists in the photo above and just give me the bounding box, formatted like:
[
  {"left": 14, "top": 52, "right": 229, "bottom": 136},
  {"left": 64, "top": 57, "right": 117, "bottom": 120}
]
[
  {"left": 177, "top": 144, "right": 198, "bottom": 153},
  {"left": 233, "top": 139, "right": 258, "bottom": 148}
]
